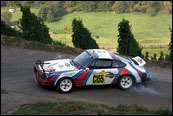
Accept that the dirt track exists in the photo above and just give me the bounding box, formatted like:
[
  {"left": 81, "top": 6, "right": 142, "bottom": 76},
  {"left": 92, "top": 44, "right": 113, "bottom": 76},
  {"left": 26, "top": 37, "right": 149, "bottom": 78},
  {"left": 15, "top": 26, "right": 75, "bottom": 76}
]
[{"left": 1, "top": 46, "right": 172, "bottom": 114}]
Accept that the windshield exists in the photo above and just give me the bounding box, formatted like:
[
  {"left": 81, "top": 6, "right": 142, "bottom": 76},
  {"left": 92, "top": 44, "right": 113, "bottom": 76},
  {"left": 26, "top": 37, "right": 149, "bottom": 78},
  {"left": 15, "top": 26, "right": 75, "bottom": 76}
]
[{"left": 73, "top": 51, "right": 92, "bottom": 68}]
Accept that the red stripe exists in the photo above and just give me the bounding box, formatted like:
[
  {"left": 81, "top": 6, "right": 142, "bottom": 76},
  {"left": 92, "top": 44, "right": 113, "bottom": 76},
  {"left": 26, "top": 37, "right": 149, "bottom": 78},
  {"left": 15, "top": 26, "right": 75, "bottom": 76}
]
[
  {"left": 49, "top": 72, "right": 61, "bottom": 81},
  {"left": 113, "top": 68, "right": 130, "bottom": 84},
  {"left": 74, "top": 71, "right": 89, "bottom": 86},
  {"left": 89, "top": 50, "right": 96, "bottom": 59},
  {"left": 108, "top": 51, "right": 118, "bottom": 61}
]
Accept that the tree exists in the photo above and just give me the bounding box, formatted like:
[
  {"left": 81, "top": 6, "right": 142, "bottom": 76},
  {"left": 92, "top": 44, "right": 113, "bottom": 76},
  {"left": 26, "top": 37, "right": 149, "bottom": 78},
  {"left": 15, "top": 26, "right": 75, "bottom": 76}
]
[
  {"left": 46, "top": 9, "right": 54, "bottom": 22},
  {"left": 168, "top": 27, "right": 172, "bottom": 61},
  {"left": 112, "top": 1, "right": 129, "bottom": 14},
  {"left": 1, "top": 21, "right": 21, "bottom": 37},
  {"left": 72, "top": 18, "right": 99, "bottom": 49},
  {"left": 18, "top": 5, "right": 52, "bottom": 44},
  {"left": 145, "top": 51, "right": 149, "bottom": 60},
  {"left": 1, "top": 11, "right": 12, "bottom": 25},
  {"left": 153, "top": 53, "right": 157, "bottom": 60},
  {"left": 38, "top": 6, "right": 49, "bottom": 21},
  {"left": 158, "top": 51, "right": 164, "bottom": 61},
  {"left": 117, "top": 19, "right": 143, "bottom": 58}
]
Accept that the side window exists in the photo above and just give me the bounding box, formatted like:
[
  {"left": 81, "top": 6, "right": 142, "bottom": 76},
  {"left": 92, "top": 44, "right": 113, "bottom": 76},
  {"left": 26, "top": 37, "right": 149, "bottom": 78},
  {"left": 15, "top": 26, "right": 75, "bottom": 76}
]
[
  {"left": 94, "top": 60, "right": 112, "bottom": 69},
  {"left": 112, "top": 61, "right": 126, "bottom": 68},
  {"left": 89, "top": 60, "right": 96, "bottom": 69}
]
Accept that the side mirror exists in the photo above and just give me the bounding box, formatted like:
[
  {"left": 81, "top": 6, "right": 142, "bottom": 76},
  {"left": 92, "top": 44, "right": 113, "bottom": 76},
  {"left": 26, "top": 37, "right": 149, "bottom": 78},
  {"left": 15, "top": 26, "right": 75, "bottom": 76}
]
[{"left": 85, "top": 68, "right": 90, "bottom": 71}]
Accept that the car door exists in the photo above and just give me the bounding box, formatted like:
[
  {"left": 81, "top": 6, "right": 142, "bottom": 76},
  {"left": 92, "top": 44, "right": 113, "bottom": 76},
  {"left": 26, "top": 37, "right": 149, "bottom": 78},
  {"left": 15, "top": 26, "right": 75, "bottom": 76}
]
[{"left": 85, "top": 59, "right": 119, "bottom": 85}]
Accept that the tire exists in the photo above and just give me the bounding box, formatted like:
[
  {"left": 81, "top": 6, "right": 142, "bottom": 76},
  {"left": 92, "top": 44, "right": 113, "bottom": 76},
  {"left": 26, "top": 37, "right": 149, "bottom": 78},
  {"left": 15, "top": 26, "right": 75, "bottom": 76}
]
[
  {"left": 57, "top": 77, "right": 74, "bottom": 93},
  {"left": 118, "top": 75, "right": 134, "bottom": 90}
]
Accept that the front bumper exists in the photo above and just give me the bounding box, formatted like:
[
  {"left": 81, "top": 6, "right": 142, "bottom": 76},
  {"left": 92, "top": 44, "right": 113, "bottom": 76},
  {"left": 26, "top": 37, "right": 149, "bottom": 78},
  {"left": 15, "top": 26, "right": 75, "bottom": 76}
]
[
  {"left": 34, "top": 63, "right": 51, "bottom": 85},
  {"left": 141, "top": 69, "right": 152, "bottom": 81}
]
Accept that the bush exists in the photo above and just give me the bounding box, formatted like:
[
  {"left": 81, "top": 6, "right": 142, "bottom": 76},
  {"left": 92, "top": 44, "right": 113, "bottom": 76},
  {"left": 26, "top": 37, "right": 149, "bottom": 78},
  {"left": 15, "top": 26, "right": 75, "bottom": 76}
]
[
  {"left": 145, "top": 51, "right": 149, "bottom": 60},
  {"left": 153, "top": 53, "right": 157, "bottom": 60},
  {"left": 52, "top": 40, "right": 65, "bottom": 47},
  {"left": 1, "top": 21, "right": 22, "bottom": 37},
  {"left": 158, "top": 51, "right": 164, "bottom": 61}
]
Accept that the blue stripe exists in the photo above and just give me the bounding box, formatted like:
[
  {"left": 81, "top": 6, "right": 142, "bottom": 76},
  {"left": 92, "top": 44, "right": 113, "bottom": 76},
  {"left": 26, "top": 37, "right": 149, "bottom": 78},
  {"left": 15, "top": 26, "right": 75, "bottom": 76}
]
[
  {"left": 129, "top": 63, "right": 146, "bottom": 74},
  {"left": 72, "top": 70, "right": 85, "bottom": 79},
  {"left": 123, "top": 67, "right": 137, "bottom": 82},
  {"left": 93, "top": 51, "right": 99, "bottom": 59},
  {"left": 114, "top": 54, "right": 120, "bottom": 61},
  {"left": 107, "top": 51, "right": 120, "bottom": 61},
  {"left": 111, "top": 68, "right": 121, "bottom": 84},
  {"left": 128, "top": 63, "right": 145, "bottom": 80},
  {"left": 53, "top": 72, "right": 64, "bottom": 84},
  {"left": 87, "top": 50, "right": 95, "bottom": 59},
  {"left": 82, "top": 69, "right": 93, "bottom": 86}
]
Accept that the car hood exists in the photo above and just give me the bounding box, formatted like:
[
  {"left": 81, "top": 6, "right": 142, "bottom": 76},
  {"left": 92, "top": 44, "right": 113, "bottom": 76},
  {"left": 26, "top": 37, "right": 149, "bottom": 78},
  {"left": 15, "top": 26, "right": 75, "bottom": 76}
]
[{"left": 42, "top": 59, "right": 78, "bottom": 72}]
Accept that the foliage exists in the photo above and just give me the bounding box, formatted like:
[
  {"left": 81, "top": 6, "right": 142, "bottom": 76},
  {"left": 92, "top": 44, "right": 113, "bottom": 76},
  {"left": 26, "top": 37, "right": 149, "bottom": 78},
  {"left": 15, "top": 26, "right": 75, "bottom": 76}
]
[
  {"left": 12, "top": 101, "right": 172, "bottom": 115},
  {"left": 145, "top": 51, "right": 149, "bottom": 60},
  {"left": 168, "top": 27, "right": 172, "bottom": 61},
  {"left": 18, "top": 5, "right": 52, "bottom": 44},
  {"left": 153, "top": 53, "right": 157, "bottom": 60},
  {"left": 71, "top": 18, "right": 99, "bottom": 49},
  {"left": 165, "top": 54, "right": 169, "bottom": 61},
  {"left": 158, "top": 51, "right": 164, "bottom": 61},
  {"left": 38, "top": 2, "right": 67, "bottom": 22},
  {"left": 1, "top": 11, "right": 12, "bottom": 25},
  {"left": 117, "top": 19, "right": 143, "bottom": 58},
  {"left": 52, "top": 40, "right": 65, "bottom": 47},
  {"left": 112, "top": 1, "right": 129, "bottom": 14},
  {"left": 2, "top": 1, "right": 172, "bottom": 15},
  {"left": 1, "top": 21, "right": 22, "bottom": 37}
]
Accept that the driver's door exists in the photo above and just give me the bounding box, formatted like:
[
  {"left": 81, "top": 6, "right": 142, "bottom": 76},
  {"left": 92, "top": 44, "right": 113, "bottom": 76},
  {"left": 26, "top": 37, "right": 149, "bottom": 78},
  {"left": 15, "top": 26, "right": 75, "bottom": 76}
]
[{"left": 85, "top": 59, "right": 119, "bottom": 85}]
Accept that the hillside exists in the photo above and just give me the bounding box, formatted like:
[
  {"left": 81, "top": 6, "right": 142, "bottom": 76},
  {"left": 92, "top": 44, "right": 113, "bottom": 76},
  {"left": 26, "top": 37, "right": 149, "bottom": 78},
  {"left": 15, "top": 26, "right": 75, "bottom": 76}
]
[{"left": 1, "top": 8, "right": 172, "bottom": 56}]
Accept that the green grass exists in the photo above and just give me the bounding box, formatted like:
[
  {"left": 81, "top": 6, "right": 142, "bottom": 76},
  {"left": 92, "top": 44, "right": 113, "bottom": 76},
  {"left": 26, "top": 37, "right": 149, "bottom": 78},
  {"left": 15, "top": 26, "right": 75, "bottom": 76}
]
[
  {"left": 13, "top": 101, "right": 172, "bottom": 115},
  {"left": 1, "top": 7, "right": 172, "bottom": 55}
]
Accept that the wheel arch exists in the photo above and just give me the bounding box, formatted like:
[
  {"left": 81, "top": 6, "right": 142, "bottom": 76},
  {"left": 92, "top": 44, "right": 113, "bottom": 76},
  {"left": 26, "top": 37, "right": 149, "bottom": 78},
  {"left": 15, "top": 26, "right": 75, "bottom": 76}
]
[
  {"left": 118, "top": 74, "right": 137, "bottom": 83},
  {"left": 54, "top": 76, "right": 74, "bottom": 86}
]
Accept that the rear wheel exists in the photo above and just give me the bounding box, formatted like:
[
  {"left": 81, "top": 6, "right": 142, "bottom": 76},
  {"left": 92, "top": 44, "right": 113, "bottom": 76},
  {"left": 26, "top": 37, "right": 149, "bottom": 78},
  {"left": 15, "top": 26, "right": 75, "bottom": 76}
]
[
  {"left": 118, "top": 75, "right": 134, "bottom": 90},
  {"left": 57, "top": 78, "right": 74, "bottom": 93}
]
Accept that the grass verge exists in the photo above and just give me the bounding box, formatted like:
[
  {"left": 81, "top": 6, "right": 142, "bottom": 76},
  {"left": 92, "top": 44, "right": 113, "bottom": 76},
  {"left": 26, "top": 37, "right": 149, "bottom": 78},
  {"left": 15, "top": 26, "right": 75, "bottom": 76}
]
[{"left": 13, "top": 101, "right": 172, "bottom": 115}]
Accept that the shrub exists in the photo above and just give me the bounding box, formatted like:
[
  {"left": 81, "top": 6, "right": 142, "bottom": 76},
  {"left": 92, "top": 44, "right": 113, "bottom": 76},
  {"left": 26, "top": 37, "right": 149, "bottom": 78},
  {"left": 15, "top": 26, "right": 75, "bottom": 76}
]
[
  {"left": 158, "top": 51, "right": 164, "bottom": 61},
  {"left": 1, "top": 21, "right": 22, "bottom": 37}
]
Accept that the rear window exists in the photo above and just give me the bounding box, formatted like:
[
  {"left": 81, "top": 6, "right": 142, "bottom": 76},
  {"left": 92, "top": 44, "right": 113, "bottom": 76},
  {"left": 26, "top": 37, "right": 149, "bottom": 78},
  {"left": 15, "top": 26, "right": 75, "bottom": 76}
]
[{"left": 112, "top": 61, "right": 126, "bottom": 68}]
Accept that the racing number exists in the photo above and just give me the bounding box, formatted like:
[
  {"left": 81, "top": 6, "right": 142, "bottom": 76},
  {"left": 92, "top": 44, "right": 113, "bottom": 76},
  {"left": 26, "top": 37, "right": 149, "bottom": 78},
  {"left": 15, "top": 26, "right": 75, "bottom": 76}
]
[{"left": 92, "top": 74, "right": 105, "bottom": 84}]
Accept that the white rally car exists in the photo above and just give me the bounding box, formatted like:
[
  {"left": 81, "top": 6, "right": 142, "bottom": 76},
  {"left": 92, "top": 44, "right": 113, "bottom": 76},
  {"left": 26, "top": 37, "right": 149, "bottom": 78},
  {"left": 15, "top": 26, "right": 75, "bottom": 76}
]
[{"left": 34, "top": 49, "right": 152, "bottom": 93}]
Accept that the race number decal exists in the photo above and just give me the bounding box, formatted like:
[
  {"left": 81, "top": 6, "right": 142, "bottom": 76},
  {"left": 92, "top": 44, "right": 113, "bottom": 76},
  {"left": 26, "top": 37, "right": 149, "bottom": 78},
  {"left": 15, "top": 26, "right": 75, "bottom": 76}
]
[{"left": 92, "top": 74, "right": 105, "bottom": 84}]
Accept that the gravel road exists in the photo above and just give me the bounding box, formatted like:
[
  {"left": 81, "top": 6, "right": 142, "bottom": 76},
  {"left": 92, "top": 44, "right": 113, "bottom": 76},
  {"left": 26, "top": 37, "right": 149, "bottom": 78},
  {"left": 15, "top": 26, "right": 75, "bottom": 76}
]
[{"left": 1, "top": 46, "right": 172, "bottom": 114}]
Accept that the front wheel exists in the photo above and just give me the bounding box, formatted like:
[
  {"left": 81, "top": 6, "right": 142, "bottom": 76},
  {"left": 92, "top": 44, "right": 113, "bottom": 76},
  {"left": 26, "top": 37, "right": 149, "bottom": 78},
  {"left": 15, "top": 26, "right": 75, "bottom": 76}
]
[
  {"left": 57, "top": 78, "right": 74, "bottom": 93},
  {"left": 118, "top": 75, "right": 134, "bottom": 90}
]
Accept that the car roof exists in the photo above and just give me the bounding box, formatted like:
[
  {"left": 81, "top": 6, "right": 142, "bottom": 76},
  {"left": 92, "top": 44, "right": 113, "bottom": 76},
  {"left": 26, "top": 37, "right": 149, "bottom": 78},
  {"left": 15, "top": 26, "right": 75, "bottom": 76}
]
[{"left": 86, "top": 49, "right": 121, "bottom": 61}]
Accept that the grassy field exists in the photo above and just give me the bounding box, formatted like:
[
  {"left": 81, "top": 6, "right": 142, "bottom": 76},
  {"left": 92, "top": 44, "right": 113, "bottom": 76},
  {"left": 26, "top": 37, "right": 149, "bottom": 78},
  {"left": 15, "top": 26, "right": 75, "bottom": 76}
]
[
  {"left": 13, "top": 101, "right": 172, "bottom": 115},
  {"left": 1, "top": 7, "right": 172, "bottom": 56}
]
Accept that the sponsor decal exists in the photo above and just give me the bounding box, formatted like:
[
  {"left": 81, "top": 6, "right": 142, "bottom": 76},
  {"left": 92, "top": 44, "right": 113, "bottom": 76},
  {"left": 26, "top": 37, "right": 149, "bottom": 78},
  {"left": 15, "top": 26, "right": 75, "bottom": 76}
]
[
  {"left": 92, "top": 74, "right": 105, "bottom": 84},
  {"left": 65, "top": 63, "right": 70, "bottom": 67},
  {"left": 109, "top": 73, "right": 115, "bottom": 78},
  {"left": 101, "top": 70, "right": 105, "bottom": 74},
  {"left": 58, "top": 64, "right": 64, "bottom": 69},
  {"left": 137, "top": 58, "right": 143, "bottom": 63}
]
